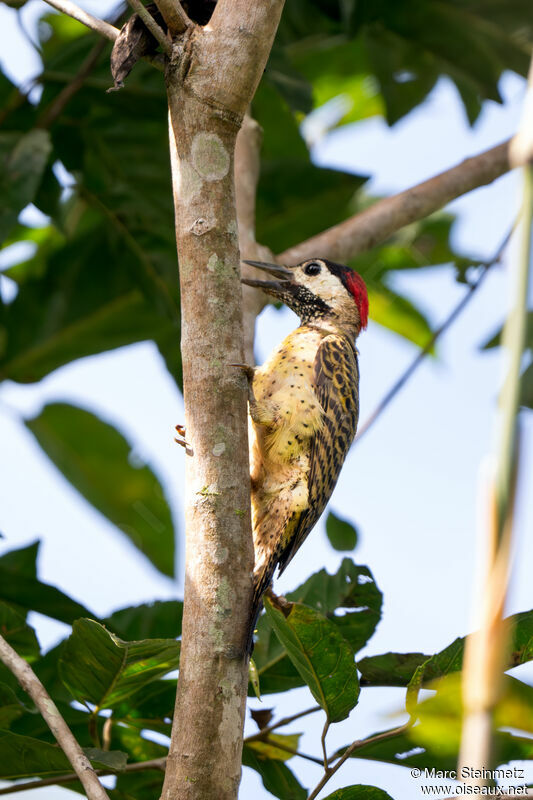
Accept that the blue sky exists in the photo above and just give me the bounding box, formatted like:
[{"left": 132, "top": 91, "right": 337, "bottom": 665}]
[{"left": 0, "top": 5, "right": 532, "bottom": 798}]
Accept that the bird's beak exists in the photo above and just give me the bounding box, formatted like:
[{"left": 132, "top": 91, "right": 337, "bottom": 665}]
[{"left": 241, "top": 260, "right": 293, "bottom": 292}]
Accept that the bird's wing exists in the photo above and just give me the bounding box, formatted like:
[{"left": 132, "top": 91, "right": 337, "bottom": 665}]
[{"left": 277, "top": 333, "right": 359, "bottom": 574}]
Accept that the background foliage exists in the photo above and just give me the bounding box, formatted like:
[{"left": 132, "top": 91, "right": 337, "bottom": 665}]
[{"left": 1, "top": 0, "right": 533, "bottom": 797}]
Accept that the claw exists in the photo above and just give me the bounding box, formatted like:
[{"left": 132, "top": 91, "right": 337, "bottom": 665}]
[
  {"left": 174, "top": 423, "right": 189, "bottom": 449},
  {"left": 229, "top": 363, "right": 255, "bottom": 381}
]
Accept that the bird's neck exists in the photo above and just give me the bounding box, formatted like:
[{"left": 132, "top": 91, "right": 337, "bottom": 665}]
[{"left": 300, "top": 313, "right": 358, "bottom": 341}]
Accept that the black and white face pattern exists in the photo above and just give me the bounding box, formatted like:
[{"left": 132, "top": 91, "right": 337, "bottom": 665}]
[{"left": 274, "top": 259, "right": 362, "bottom": 326}]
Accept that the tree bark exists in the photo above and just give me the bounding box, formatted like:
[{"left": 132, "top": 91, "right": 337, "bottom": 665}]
[{"left": 161, "top": 3, "right": 284, "bottom": 798}]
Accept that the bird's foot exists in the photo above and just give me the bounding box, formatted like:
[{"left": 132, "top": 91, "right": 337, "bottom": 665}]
[
  {"left": 174, "top": 423, "right": 188, "bottom": 449},
  {"left": 229, "top": 363, "right": 255, "bottom": 382}
]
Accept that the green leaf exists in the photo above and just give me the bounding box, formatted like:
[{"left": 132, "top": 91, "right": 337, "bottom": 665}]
[
  {"left": 113, "top": 679, "right": 175, "bottom": 734},
  {"left": 253, "top": 560, "right": 381, "bottom": 695},
  {"left": 26, "top": 403, "right": 176, "bottom": 577},
  {"left": 59, "top": 618, "right": 180, "bottom": 709},
  {"left": 0, "top": 540, "right": 39, "bottom": 578},
  {"left": 0, "top": 682, "right": 29, "bottom": 728},
  {"left": 265, "top": 596, "right": 359, "bottom": 722},
  {"left": 0, "top": 566, "right": 94, "bottom": 625},
  {"left": 110, "top": 723, "right": 168, "bottom": 762},
  {"left": 105, "top": 601, "right": 183, "bottom": 641},
  {"left": 246, "top": 733, "right": 301, "bottom": 762},
  {"left": 367, "top": 284, "right": 433, "bottom": 350},
  {"left": 242, "top": 745, "right": 307, "bottom": 800},
  {"left": 289, "top": 559, "right": 382, "bottom": 654},
  {"left": 0, "top": 602, "right": 40, "bottom": 661},
  {"left": 357, "top": 652, "right": 430, "bottom": 687},
  {"left": 0, "top": 130, "right": 52, "bottom": 244},
  {"left": 520, "top": 362, "right": 533, "bottom": 409},
  {"left": 481, "top": 311, "right": 533, "bottom": 350},
  {"left": 0, "top": 730, "right": 126, "bottom": 779},
  {"left": 326, "top": 511, "right": 358, "bottom": 551},
  {"left": 253, "top": 82, "right": 367, "bottom": 255},
  {"left": 322, "top": 787, "right": 395, "bottom": 800}
]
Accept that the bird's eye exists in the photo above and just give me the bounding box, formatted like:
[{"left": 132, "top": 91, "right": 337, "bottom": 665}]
[{"left": 304, "top": 261, "right": 321, "bottom": 276}]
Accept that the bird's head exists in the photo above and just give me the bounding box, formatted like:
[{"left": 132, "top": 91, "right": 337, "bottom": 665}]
[{"left": 242, "top": 258, "right": 368, "bottom": 335}]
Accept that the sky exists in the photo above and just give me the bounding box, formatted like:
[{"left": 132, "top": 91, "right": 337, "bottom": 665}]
[{"left": 0, "top": 4, "right": 532, "bottom": 799}]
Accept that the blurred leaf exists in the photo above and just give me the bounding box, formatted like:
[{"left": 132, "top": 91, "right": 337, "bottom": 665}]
[
  {"left": 105, "top": 600, "right": 183, "bottom": 640},
  {"left": 26, "top": 403, "right": 175, "bottom": 577},
  {"left": 357, "top": 652, "right": 430, "bottom": 687},
  {"left": 1, "top": 220, "right": 181, "bottom": 385},
  {"left": 247, "top": 733, "right": 301, "bottom": 762},
  {"left": 0, "top": 602, "right": 40, "bottom": 661},
  {"left": 520, "top": 362, "right": 533, "bottom": 409},
  {"left": 0, "top": 730, "right": 126, "bottom": 778},
  {"left": 0, "top": 682, "right": 30, "bottom": 728},
  {"left": 0, "top": 541, "right": 39, "bottom": 577},
  {"left": 0, "top": 565, "right": 95, "bottom": 625},
  {"left": 322, "top": 788, "right": 394, "bottom": 800},
  {"left": 325, "top": 511, "right": 358, "bottom": 551},
  {"left": 59, "top": 618, "right": 180, "bottom": 709},
  {"left": 0, "top": 130, "right": 52, "bottom": 244},
  {"left": 367, "top": 285, "right": 433, "bottom": 349},
  {"left": 411, "top": 673, "right": 533, "bottom": 755},
  {"left": 253, "top": 82, "right": 367, "bottom": 254},
  {"left": 265, "top": 595, "right": 360, "bottom": 722},
  {"left": 481, "top": 311, "right": 533, "bottom": 350},
  {"left": 242, "top": 745, "right": 307, "bottom": 800},
  {"left": 114, "top": 769, "right": 165, "bottom": 800}
]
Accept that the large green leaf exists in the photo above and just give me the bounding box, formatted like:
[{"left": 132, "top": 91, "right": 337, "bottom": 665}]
[
  {"left": 357, "top": 652, "right": 430, "bottom": 687},
  {"left": 105, "top": 600, "right": 183, "bottom": 640},
  {"left": 0, "top": 565, "right": 96, "bottom": 625},
  {"left": 0, "top": 130, "right": 52, "bottom": 244},
  {"left": 253, "top": 559, "right": 381, "bottom": 695},
  {"left": 0, "top": 682, "right": 29, "bottom": 728},
  {"left": 26, "top": 403, "right": 176, "bottom": 577},
  {"left": 265, "top": 596, "right": 360, "bottom": 722},
  {"left": 242, "top": 745, "right": 307, "bottom": 800},
  {"left": 246, "top": 733, "right": 302, "bottom": 762},
  {"left": 0, "top": 540, "right": 39, "bottom": 578},
  {"left": 59, "top": 618, "right": 180, "bottom": 709},
  {"left": 253, "top": 82, "right": 367, "bottom": 255},
  {"left": 0, "top": 730, "right": 127, "bottom": 779}
]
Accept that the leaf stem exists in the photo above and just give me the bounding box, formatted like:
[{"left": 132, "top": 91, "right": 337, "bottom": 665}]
[{"left": 307, "top": 723, "right": 411, "bottom": 800}]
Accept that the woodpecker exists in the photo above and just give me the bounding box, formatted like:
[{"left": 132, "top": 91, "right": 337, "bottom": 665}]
[{"left": 240, "top": 257, "right": 368, "bottom": 639}]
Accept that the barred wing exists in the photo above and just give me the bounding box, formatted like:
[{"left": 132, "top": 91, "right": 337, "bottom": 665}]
[{"left": 278, "top": 334, "right": 359, "bottom": 574}]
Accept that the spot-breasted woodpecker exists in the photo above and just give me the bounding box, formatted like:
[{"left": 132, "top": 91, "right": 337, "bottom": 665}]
[{"left": 240, "top": 257, "right": 368, "bottom": 639}]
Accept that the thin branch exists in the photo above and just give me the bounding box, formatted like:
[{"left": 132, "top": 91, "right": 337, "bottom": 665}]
[
  {"left": 320, "top": 720, "right": 330, "bottom": 771},
  {"left": 0, "top": 758, "right": 167, "bottom": 795},
  {"left": 279, "top": 140, "right": 513, "bottom": 266},
  {"left": 127, "top": 0, "right": 172, "bottom": 54},
  {"left": 307, "top": 723, "right": 410, "bottom": 800},
  {"left": 245, "top": 705, "right": 321, "bottom": 741},
  {"left": 355, "top": 226, "right": 514, "bottom": 443},
  {"left": 42, "top": 0, "right": 119, "bottom": 41},
  {"left": 152, "top": 0, "right": 192, "bottom": 35},
  {"left": 235, "top": 114, "right": 276, "bottom": 363},
  {"left": 37, "top": 39, "right": 107, "bottom": 128},
  {"left": 0, "top": 635, "right": 110, "bottom": 800}
]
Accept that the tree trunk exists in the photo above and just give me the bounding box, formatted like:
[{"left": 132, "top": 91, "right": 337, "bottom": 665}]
[{"left": 161, "top": 3, "right": 284, "bottom": 798}]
